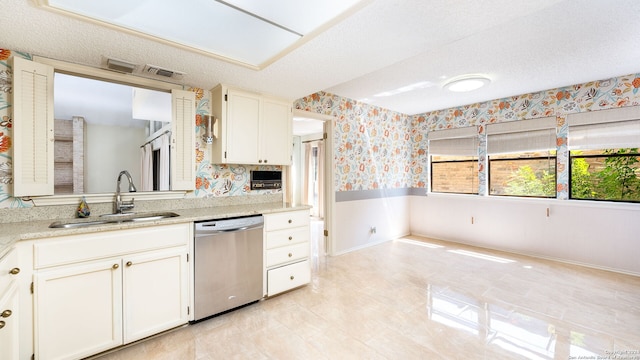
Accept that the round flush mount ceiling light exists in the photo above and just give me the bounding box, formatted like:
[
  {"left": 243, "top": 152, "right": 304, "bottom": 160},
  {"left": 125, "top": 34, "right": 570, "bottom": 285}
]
[{"left": 443, "top": 75, "right": 491, "bottom": 92}]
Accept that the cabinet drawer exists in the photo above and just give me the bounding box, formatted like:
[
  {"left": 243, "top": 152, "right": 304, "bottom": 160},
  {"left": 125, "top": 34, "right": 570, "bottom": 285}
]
[
  {"left": 267, "top": 260, "right": 310, "bottom": 296},
  {"left": 0, "top": 248, "right": 19, "bottom": 294},
  {"left": 265, "top": 227, "right": 309, "bottom": 249},
  {"left": 34, "top": 223, "right": 190, "bottom": 269},
  {"left": 266, "top": 242, "right": 309, "bottom": 268},
  {"left": 264, "top": 210, "right": 309, "bottom": 231}
]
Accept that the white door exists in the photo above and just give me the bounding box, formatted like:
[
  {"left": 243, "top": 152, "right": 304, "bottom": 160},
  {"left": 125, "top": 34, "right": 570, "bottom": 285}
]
[
  {"left": 122, "top": 247, "right": 188, "bottom": 343},
  {"left": 35, "top": 258, "right": 123, "bottom": 360}
]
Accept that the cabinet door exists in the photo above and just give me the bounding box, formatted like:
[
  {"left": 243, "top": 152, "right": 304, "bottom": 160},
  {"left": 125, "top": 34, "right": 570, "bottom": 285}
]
[
  {"left": 261, "top": 97, "right": 292, "bottom": 165},
  {"left": 225, "top": 89, "right": 260, "bottom": 164},
  {"left": 122, "top": 247, "right": 188, "bottom": 343},
  {"left": 0, "top": 282, "right": 19, "bottom": 360},
  {"left": 35, "top": 258, "right": 123, "bottom": 360}
]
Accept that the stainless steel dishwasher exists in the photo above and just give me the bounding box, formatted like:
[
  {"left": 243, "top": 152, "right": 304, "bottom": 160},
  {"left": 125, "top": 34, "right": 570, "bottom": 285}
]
[{"left": 193, "top": 215, "right": 264, "bottom": 321}]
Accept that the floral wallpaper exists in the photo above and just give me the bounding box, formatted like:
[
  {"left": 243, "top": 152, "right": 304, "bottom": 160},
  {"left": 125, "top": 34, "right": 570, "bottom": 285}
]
[
  {"left": 296, "top": 73, "right": 640, "bottom": 199},
  {"left": 294, "top": 92, "right": 414, "bottom": 191},
  {"left": 0, "top": 48, "right": 279, "bottom": 208},
  {"left": 191, "top": 88, "right": 281, "bottom": 198},
  {"left": 2, "top": 45, "right": 640, "bottom": 207}
]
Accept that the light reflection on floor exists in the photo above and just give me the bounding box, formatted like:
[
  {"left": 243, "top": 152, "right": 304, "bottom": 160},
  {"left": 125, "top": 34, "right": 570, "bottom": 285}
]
[{"left": 94, "top": 234, "right": 640, "bottom": 360}]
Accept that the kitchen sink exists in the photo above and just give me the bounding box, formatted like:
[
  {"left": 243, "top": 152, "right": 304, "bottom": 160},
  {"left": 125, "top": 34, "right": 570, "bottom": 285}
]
[
  {"left": 49, "top": 211, "right": 180, "bottom": 228},
  {"left": 48, "top": 220, "right": 110, "bottom": 229}
]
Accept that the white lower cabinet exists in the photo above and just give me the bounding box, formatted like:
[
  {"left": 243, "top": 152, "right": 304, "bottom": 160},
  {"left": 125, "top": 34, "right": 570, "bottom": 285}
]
[
  {"left": 35, "top": 258, "right": 123, "bottom": 360},
  {"left": 123, "top": 248, "right": 188, "bottom": 343},
  {"left": 264, "top": 210, "right": 311, "bottom": 297},
  {"left": 0, "top": 247, "right": 20, "bottom": 360},
  {"left": 267, "top": 259, "right": 311, "bottom": 296},
  {"left": 0, "top": 282, "right": 19, "bottom": 360},
  {"left": 32, "top": 223, "right": 190, "bottom": 360}
]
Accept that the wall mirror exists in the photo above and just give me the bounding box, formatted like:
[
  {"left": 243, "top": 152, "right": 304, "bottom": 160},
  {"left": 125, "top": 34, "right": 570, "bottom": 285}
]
[{"left": 52, "top": 72, "right": 173, "bottom": 195}]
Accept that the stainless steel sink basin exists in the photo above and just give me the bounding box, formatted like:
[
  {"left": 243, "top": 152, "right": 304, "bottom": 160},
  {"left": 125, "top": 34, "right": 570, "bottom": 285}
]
[
  {"left": 49, "top": 212, "right": 180, "bottom": 228},
  {"left": 49, "top": 220, "right": 110, "bottom": 229}
]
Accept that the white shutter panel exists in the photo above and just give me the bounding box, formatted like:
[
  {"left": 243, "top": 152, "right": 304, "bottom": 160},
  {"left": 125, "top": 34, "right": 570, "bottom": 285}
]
[
  {"left": 170, "top": 89, "right": 195, "bottom": 190},
  {"left": 12, "top": 57, "right": 55, "bottom": 196}
]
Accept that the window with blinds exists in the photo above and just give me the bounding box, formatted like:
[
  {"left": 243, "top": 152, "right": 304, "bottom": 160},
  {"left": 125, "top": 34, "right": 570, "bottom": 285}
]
[
  {"left": 568, "top": 106, "right": 640, "bottom": 202},
  {"left": 486, "top": 117, "right": 557, "bottom": 198},
  {"left": 428, "top": 127, "right": 479, "bottom": 194}
]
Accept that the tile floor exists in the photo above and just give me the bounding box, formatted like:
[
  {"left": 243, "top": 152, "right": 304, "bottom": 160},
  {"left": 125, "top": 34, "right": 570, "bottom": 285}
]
[{"left": 95, "top": 233, "right": 640, "bottom": 360}]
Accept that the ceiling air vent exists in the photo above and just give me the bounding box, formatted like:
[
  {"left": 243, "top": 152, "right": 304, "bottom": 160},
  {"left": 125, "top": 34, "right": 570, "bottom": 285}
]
[
  {"left": 142, "top": 64, "right": 185, "bottom": 80},
  {"left": 105, "top": 58, "right": 136, "bottom": 73}
]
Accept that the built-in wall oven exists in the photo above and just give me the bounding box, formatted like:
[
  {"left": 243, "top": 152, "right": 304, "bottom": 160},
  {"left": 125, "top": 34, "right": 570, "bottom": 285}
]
[{"left": 192, "top": 215, "right": 264, "bottom": 321}]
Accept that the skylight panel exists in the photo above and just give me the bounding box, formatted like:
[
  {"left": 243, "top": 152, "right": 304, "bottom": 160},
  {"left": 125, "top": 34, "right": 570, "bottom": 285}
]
[{"left": 42, "top": 0, "right": 365, "bottom": 68}]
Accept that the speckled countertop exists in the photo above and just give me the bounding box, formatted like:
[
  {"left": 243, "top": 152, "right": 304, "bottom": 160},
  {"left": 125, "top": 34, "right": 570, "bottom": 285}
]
[{"left": 0, "top": 198, "right": 310, "bottom": 258}]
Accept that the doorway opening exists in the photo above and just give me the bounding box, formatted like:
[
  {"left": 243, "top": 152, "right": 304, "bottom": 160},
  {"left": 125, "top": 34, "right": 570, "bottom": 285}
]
[{"left": 292, "top": 112, "right": 333, "bottom": 271}]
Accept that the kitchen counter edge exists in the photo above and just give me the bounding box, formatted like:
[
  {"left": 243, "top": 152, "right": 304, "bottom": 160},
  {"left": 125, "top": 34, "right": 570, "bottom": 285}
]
[{"left": 0, "top": 203, "right": 312, "bottom": 257}]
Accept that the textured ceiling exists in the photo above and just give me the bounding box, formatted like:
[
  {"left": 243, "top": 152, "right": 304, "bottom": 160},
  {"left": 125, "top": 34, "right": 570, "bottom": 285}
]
[{"left": 2, "top": 0, "right": 640, "bottom": 115}]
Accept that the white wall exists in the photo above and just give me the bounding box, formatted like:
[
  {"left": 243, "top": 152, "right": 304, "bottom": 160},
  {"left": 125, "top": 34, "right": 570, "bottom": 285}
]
[
  {"left": 334, "top": 196, "right": 410, "bottom": 255},
  {"left": 86, "top": 124, "right": 146, "bottom": 193},
  {"left": 410, "top": 194, "right": 640, "bottom": 275}
]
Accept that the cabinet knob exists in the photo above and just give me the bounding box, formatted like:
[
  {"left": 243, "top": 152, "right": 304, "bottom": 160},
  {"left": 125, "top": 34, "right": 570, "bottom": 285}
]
[
  {"left": 288, "top": 219, "right": 292, "bottom": 224},
  {"left": 288, "top": 253, "right": 293, "bottom": 257},
  {"left": 264, "top": 159, "right": 268, "bottom": 164},
  {"left": 258, "top": 159, "right": 263, "bottom": 163},
  {"left": 0, "top": 320, "right": 4, "bottom": 329},
  {"left": 1, "top": 310, "right": 11, "bottom": 318},
  {"left": 9, "top": 268, "right": 20, "bottom": 275},
  {"left": 112, "top": 264, "right": 119, "bottom": 269},
  {"left": 126, "top": 261, "right": 133, "bottom": 267},
  {"left": 288, "top": 236, "right": 293, "bottom": 241},
  {"left": 290, "top": 276, "right": 295, "bottom": 280}
]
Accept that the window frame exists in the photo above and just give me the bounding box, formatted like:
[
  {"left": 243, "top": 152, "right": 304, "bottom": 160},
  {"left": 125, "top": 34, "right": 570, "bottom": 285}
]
[
  {"left": 485, "top": 117, "right": 557, "bottom": 199},
  {"left": 569, "top": 149, "right": 640, "bottom": 203},
  {"left": 430, "top": 155, "right": 479, "bottom": 195},
  {"left": 488, "top": 152, "right": 557, "bottom": 198},
  {"left": 567, "top": 106, "right": 640, "bottom": 204},
  {"left": 428, "top": 126, "right": 479, "bottom": 195}
]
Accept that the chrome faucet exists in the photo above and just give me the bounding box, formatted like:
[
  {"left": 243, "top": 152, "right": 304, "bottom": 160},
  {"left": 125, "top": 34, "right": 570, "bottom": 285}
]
[{"left": 115, "top": 170, "right": 137, "bottom": 214}]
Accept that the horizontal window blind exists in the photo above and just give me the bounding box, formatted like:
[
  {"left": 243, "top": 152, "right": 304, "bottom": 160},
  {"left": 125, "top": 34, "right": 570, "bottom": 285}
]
[
  {"left": 428, "top": 126, "right": 478, "bottom": 156},
  {"left": 567, "top": 106, "right": 640, "bottom": 150},
  {"left": 569, "top": 120, "right": 640, "bottom": 150},
  {"left": 487, "top": 117, "right": 556, "bottom": 154}
]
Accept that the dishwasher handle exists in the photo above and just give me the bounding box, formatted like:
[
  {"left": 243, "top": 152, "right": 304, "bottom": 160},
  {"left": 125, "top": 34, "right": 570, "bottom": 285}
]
[{"left": 195, "top": 222, "right": 263, "bottom": 235}]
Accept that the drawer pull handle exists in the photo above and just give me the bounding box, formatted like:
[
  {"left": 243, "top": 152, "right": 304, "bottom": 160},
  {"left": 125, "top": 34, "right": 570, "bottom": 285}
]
[
  {"left": 290, "top": 276, "right": 295, "bottom": 280},
  {"left": 9, "top": 268, "right": 20, "bottom": 275},
  {"left": 126, "top": 261, "right": 133, "bottom": 267},
  {"left": 0, "top": 320, "right": 5, "bottom": 329},
  {"left": 288, "top": 253, "right": 293, "bottom": 257},
  {"left": 288, "top": 236, "right": 293, "bottom": 241},
  {"left": 288, "top": 219, "right": 292, "bottom": 224},
  {"left": 1, "top": 310, "right": 11, "bottom": 318},
  {"left": 112, "top": 264, "right": 119, "bottom": 270}
]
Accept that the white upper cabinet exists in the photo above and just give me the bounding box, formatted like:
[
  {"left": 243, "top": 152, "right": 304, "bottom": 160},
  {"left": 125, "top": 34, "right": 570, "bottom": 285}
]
[
  {"left": 210, "top": 84, "right": 292, "bottom": 165},
  {"left": 11, "top": 56, "right": 55, "bottom": 197}
]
